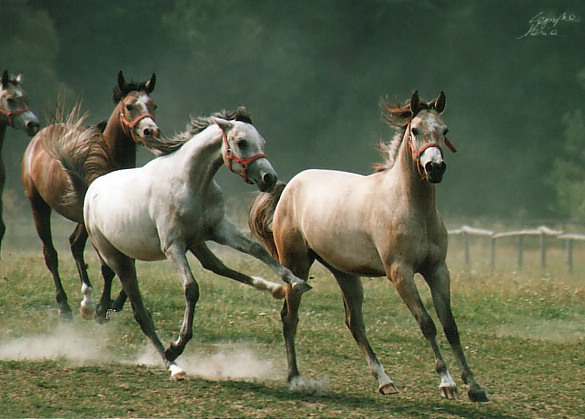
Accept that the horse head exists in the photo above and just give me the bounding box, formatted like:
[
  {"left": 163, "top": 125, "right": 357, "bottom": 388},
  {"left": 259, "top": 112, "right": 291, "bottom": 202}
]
[
  {"left": 0, "top": 71, "right": 40, "bottom": 136},
  {"left": 113, "top": 71, "right": 159, "bottom": 145},
  {"left": 212, "top": 108, "right": 277, "bottom": 192},
  {"left": 407, "top": 91, "right": 456, "bottom": 184}
]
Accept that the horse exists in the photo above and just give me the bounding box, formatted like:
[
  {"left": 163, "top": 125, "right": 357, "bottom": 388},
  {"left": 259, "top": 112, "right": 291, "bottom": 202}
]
[
  {"left": 22, "top": 71, "right": 159, "bottom": 320},
  {"left": 82, "top": 108, "right": 310, "bottom": 379},
  {"left": 248, "top": 91, "right": 489, "bottom": 402},
  {"left": 0, "top": 70, "right": 40, "bottom": 253}
]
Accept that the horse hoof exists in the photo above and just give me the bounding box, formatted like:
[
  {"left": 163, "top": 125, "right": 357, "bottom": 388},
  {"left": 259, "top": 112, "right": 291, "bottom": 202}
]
[
  {"left": 169, "top": 364, "right": 186, "bottom": 381},
  {"left": 292, "top": 281, "right": 312, "bottom": 294},
  {"left": 440, "top": 385, "right": 458, "bottom": 400},
  {"left": 468, "top": 387, "right": 489, "bottom": 402},
  {"left": 379, "top": 383, "right": 399, "bottom": 395},
  {"left": 80, "top": 305, "right": 95, "bottom": 320},
  {"left": 60, "top": 309, "right": 73, "bottom": 322},
  {"left": 271, "top": 286, "right": 286, "bottom": 299}
]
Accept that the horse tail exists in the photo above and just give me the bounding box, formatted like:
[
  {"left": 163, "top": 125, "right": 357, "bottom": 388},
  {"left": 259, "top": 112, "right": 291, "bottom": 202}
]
[
  {"left": 248, "top": 181, "right": 286, "bottom": 260},
  {"left": 46, "top": 98, "right": 116, "bottom": 205}
]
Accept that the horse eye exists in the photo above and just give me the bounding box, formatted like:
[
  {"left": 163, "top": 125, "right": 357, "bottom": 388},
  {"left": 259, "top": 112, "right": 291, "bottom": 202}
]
[
  {"left": 236, "top": 139, "right": 248, "bottom": 149},
  {"left": 411, "top": 127, "right": 419, "bottom": 136},
  {"left": 125, "top": 104, "right": 134, "bottom": 111}
]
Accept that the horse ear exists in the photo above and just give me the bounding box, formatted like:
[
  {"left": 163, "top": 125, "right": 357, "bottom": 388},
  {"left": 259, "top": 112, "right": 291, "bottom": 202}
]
[
  {"left": 145, "top": 73, "right": 156, "bottom": 93},
  {"left": 410, "top": 90, "right": 420, "bottom": 116},
  {"left": 1, "top": 71, "right": 8, "bottom": 87},
  {"left": 434, "top": 91, "right": 446, "bottom": 113},
  {"left": 211, "top": 117, "right": 234, "bottom": 133},
  {"left": 117, "top": 71, "right": 126, "bottom": 90},
  {"left": 16, "top": 73, "right": 23, "bottom": 84}
]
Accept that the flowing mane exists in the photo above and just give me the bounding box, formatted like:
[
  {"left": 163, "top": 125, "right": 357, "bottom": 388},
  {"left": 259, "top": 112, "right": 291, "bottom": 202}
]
[
  {"left": 373, "top": 94, "right": 442, "bottom": 173},
  {"left": 147, "top": 107, "right": 253, "bottom": 156}
]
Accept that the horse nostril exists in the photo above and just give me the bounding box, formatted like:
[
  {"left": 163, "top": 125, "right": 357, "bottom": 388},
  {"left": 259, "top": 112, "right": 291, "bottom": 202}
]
[
  {"left": 143, "top": 128, "right": 152, "bottom": 138},
  {"left": 27, "top": 121, "right": 40, "bottom": 136},
  {"left": 262, "top": 172, "right": 276, "bottom": 187},
  {"left": 439, "top": 161, "right": 446, "bottom": 174}
]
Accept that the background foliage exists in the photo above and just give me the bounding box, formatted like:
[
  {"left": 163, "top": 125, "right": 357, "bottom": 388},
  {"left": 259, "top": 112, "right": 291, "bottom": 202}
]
[{"left": 1, "top": 0, "right": 585, "bottom": 221}]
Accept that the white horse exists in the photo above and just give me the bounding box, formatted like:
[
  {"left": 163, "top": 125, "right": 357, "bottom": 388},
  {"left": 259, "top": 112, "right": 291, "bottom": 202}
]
[
  {"left": 83, "top": 108, "right": 310, "bottom": 379},
  {"left": 249, "top": 92, "right": 488, "bottom": 402}
]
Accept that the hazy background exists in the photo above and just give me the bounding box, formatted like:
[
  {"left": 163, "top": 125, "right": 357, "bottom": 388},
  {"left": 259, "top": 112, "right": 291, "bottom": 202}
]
[{"left": 2, "top": 0, "right": 585, "bottom": 228}]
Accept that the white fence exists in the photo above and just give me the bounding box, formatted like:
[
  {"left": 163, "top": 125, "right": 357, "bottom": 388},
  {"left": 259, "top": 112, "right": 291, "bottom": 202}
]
[{"left": 448, "top": 225, "right": 585, "bottom": 272}]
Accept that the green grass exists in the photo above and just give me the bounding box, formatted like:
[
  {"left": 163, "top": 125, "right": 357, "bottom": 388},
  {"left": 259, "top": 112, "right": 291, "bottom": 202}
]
[{"left": 1, "top": 234, "right": 584, "bottom": 417}]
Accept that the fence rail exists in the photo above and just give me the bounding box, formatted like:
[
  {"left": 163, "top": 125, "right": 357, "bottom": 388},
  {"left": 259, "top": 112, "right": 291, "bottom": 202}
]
[{"left": 448, "top": 225, "right": 585, "bottom": 272}]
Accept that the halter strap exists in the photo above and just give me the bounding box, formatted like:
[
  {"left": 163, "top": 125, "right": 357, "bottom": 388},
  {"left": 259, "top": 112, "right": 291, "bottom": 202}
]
[
  {"left": 222, "top": 131, "right": 267, "bottom": 184},
  {"left": 406, "top": 122, "right": 457, "bottom": 180},
  {"left": 0, "top": 107, "right": 29, "bottom": 128},
  {"left": 119, "top": 112, "right": 155, "bottom": 143}
]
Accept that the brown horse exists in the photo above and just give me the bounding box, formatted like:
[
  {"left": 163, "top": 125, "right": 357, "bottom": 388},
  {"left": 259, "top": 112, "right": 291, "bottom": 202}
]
[
  {"left": 249, "top": 91, "right": 488, "bottom": 401},
  {"left": 22, "top": 71, "right": 158, "bottom": 320},
  {"left": 0, "top": 70, "right": 40, "bottom": 252}
]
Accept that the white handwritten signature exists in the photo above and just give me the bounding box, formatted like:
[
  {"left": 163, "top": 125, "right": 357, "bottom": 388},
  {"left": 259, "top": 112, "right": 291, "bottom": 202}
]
[{"left": 518, "top": 11, "right": 580, "bottom": 39}]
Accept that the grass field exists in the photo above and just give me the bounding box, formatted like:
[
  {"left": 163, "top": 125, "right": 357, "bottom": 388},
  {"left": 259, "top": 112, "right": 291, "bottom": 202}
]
[{"left": 0, "top": 217, "right": 584, "bottom": 417}]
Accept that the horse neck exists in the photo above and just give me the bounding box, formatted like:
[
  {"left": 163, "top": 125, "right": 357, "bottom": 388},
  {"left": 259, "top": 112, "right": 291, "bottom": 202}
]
[
  {"left": 176, "top": 125, "right": 224, "bottom": 191},
  {"left": 102, "top": 105, "right": 137, "bottom": 168},
  {"left": 390, "top": 130, "right": 437, "bottom": 214}
]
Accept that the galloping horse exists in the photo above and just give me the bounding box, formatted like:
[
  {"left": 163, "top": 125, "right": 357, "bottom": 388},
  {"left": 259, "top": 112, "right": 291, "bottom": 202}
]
[
  {"left": 249, "top": 91, "right": 488, "bottom": 402},
  {"left": 22, "top": 71, "right": 159, "bottom": 320},
  {"left": 0, "top": 70, "right": 40, "bottom": 253},
  {"left": 82, "top": 108, "right": 310, "bottom": 379}
]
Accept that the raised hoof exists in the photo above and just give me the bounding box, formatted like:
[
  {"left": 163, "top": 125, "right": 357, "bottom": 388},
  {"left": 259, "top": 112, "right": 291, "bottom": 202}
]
[
  {"left": 291, "top": 281, "right": 312, "bottom": 294},
  {"left": 169, "top": 364, "right": 186, "bottom": 381},
  {"left": 468, "top": 387, "right": 489, "bottom": 402},
  {"left": 440, "top": 385, "right": 458, "bottom": 400},
  {"left": 379, "top": 383, "right": 399, "bottom": 395}
]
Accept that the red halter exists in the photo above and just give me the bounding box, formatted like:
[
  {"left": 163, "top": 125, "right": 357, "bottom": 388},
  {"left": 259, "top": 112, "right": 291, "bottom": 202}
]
[
  {"left": 120, "top": 112, "right": 155, "bottom": 143},
  {"left": 222, "top": 131, "right": 267, "bottom": 184},
  {"left": 406, "top": 122, "right": 457, "bottom": 179},
  {"left": 0, "top": 107, "right": 29, "bottom": 128}
]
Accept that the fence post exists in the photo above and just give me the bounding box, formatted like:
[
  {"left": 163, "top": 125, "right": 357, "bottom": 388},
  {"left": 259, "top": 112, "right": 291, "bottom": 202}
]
[
  {"left": 517, "top": 235, "right": 524, "bottom": 270},
  {"left": 540, "top": 233, "right": 546, "bottom": 270},
  {"left": 463, "top": 231, "right": 470, "bottom": 266},
  {"left": 566, "top": 239, "right": 574, "bottom": 273},
  {"left": 490, "top": 237, "right": 496, "bottom": 271}
]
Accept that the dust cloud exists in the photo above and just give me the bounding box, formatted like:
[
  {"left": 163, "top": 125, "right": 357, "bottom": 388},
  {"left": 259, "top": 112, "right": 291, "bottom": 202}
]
[{"left": 0, "top": 324, "right": 284, "bottom": 382}]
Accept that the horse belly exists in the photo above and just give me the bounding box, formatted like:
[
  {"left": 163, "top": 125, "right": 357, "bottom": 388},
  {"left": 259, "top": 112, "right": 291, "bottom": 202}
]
[
  {"left": 85, "top": 179, "right": 165, "bottom": 262},
  {"left": 285, "top": 171, "right": 386, "bottom": 276}
]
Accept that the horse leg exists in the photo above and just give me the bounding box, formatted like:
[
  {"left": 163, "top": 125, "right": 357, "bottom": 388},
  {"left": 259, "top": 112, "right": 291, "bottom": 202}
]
[
  {"left": 211, "top": 219, "right": 311, "bottom": 294},
  {"left": 101, "top": 245, "right": 185, "bottom": 379},
  {"left": 330, "top": 270, "right": 398, "bottom": 394},
  {"left": 69, "top": 223, "right": 95, "bottom": 319},
  {"left": 424, "top": 264, "right": 488, "bottom": 402},
  {"left": 29, "top": 193, "right": 72, "bottom": 319},
  {"left": 387, "top": 262, "right": 457, "bottom": 399},
  {"left": 162, "top": 244, "right": 199, "bottom": 366},
  {"left": 0, "top": 157, "right": 6, "bottom": 255},
  {"left": 190, "top": 243, "right": 284, "bottom": 299},
  {"left": 273, "top": 231, "right": 314, "bottom": 386}
]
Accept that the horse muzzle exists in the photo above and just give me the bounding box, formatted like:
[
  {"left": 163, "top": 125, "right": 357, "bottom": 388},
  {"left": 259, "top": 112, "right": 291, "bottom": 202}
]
[{"left": 424, "top": 160, "right": 446, "bottom": 183}]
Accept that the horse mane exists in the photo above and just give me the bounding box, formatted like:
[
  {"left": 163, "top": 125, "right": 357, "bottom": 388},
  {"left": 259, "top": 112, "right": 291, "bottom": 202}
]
[
  {"left": 145, "top": 107, "right": 253, "bottom": 156},
  {"left": 373, "top": 95, "right": 438, "bottom": 173}
]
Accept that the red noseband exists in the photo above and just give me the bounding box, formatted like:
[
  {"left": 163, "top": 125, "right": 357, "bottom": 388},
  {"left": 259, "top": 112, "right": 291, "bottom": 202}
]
[
  {"left": 120, "top": 112, "right": 155, "bottom": 143},
  {"left": 0, "top": 107, "right": 29, "bottom": 128},
  {"left": 406, "top": 123, "right": 457, "bottom": 180},
  {"left": 222, "top": 131, "right": 267, "bottom": 184}
]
